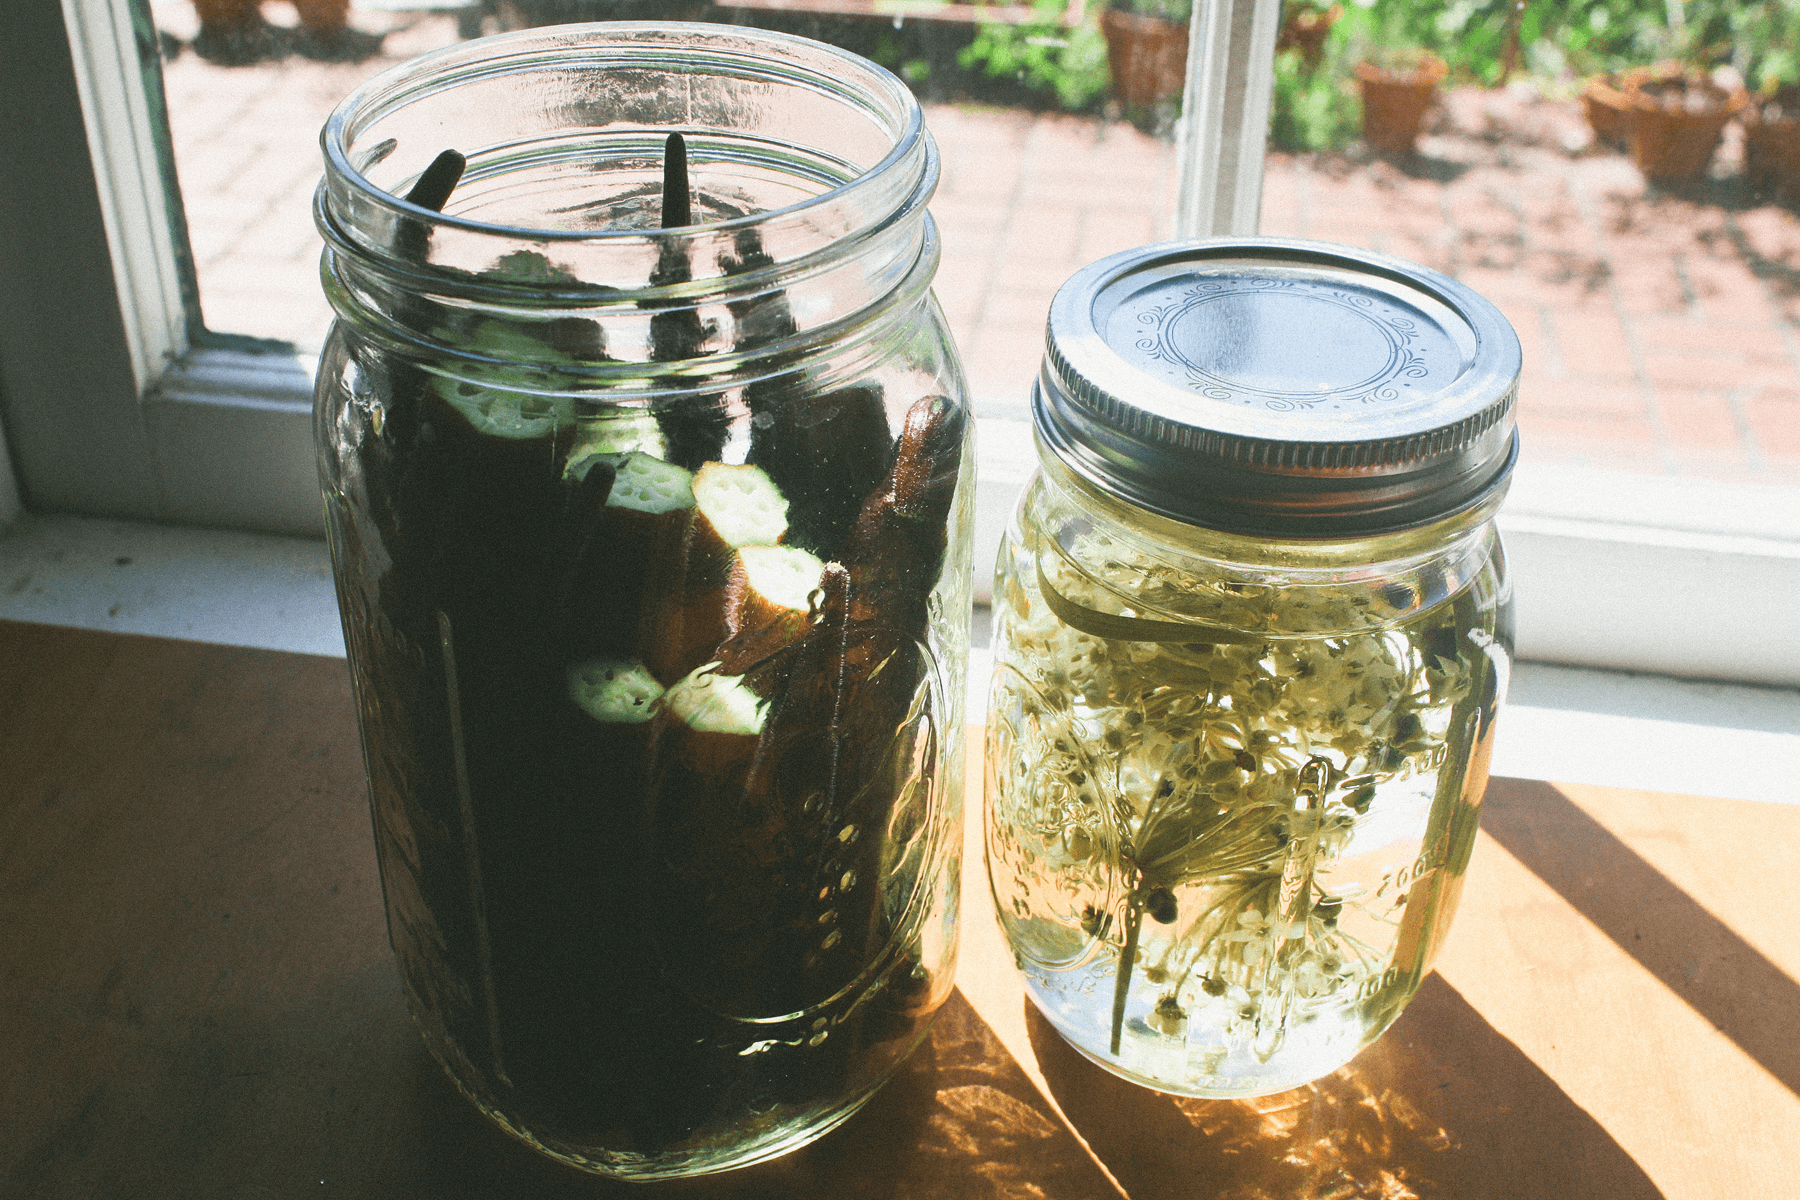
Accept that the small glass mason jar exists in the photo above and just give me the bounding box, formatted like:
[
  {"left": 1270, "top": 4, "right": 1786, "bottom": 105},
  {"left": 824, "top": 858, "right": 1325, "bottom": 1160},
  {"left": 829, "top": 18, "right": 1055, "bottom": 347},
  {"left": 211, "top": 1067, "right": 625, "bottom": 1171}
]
[
  {"left": 986, "top": 238, "right": 1518, "bottom": 1098},
  {"left": 313, "top": 25, "right": 971, "bottom": 1179}
]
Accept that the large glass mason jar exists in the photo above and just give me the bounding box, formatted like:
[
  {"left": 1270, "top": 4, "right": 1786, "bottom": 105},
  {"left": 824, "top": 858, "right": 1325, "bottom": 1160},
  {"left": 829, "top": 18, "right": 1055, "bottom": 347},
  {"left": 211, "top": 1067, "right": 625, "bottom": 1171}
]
[
  {"left": 313, "top": 25, "right": 971, "bottom": 1179},
  {"left": 987, "top": 239, "right": 1517, "bottom": 1098}
]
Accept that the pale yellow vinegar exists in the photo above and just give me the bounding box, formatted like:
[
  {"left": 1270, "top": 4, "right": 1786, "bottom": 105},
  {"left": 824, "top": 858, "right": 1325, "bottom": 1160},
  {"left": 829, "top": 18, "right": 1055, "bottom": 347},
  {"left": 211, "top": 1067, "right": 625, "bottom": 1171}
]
[
  {"left": 985, "top": 470, "right": 1506, "bottom": 1098},
  {"left": 1002, "top": 787, "right": 1443, "bottom": 1097}
]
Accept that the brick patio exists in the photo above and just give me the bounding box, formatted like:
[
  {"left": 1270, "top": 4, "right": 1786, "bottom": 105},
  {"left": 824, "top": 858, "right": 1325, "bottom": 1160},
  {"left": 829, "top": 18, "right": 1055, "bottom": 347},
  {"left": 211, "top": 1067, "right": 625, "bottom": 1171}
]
[{"left": 153, "top": 4, "right": 1800, "bottom": 487}]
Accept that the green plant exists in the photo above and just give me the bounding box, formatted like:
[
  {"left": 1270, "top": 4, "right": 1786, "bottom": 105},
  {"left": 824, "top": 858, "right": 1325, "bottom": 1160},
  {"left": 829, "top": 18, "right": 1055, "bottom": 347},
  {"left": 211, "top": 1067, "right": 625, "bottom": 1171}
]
[
  {"left": 1711, "top": 0, "right": 1800, "bottom": 92},
  {"left": 1429, "top": 0, "right": 1536, "bottom": 84},
  {"left": 1334, "top": 0, "right": 1687, "bottom": 83},
  {"left": 1269, "top": 46, "right": 1361, "bottom": 150},
  {"left": 1267, "top": 4, "right": 1359, "bottom": 152},
  {"left": 1335, "top": 0, "right": 1445, "bottom": 60},
  {"left": 867, "top": 30, "right": 929, "bottom": 85},
  {"left": 960, "top": 0, "right": 1112, "bottom": 111}
]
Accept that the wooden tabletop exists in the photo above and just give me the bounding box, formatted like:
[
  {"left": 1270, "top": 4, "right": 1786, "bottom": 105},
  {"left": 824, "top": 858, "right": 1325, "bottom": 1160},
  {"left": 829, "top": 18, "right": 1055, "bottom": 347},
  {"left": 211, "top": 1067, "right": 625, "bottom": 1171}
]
[{"left": 2, "top": 619, "right": 1795, "bottom": 1198}]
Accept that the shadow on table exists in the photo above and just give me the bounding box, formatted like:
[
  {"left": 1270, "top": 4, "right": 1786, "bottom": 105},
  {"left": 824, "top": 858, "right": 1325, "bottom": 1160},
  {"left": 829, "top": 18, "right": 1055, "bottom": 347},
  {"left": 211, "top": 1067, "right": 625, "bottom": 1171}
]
[
  {"left": 1483, "top": 778, "right": 1800, "bottom": 1101},
  {"left": 0, "top": 626, "right": 1115, "bottom": 1199},
  {"left": 375, "top": 988, "right": 1118, "bottom": 1200},
  {"left": 1028, "top": 973, "right": 1666, "bottom": 1200}
]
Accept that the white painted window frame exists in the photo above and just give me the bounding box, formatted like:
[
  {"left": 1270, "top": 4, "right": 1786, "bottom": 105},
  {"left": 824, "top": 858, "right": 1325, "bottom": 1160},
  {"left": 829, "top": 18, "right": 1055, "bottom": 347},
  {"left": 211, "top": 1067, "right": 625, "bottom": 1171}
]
[
  {"left": 1176, "top": 0, "right": 1284, "bottom": 238},
  {"left": 60, "top": 0, "right": 187, "bottom": 398},
  {"left": 71, "top": 0, "right": 321, "bottom": 533},
  {"left": 9, "top": 0, "right": 1800, "bottom": 685},
  {"left": 0, "top": 0, "right": 320, "bottom": 537}
]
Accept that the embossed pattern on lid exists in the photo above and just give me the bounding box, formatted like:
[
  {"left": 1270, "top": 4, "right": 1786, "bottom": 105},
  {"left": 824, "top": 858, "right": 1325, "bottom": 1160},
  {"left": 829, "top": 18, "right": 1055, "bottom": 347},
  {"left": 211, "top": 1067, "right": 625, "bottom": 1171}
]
[{"left": 1035, "top": 238, "right": 1522, "bottom": 536}]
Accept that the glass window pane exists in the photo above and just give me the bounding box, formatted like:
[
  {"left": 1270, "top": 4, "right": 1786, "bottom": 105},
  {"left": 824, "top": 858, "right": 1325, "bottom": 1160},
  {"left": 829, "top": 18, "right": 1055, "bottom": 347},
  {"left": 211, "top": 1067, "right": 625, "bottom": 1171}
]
[
  {"left": 148, "top": 0, "right": 1185, "bottom": 391},
  {"left": 1260, "top": 0, "right": 1799, "bottom": 489},
  {"left": 930, "top": 107, "right": 1180, "bottom": 420},
  {"left": 151, "top": 1, "right": 471, "bottom": 349}
]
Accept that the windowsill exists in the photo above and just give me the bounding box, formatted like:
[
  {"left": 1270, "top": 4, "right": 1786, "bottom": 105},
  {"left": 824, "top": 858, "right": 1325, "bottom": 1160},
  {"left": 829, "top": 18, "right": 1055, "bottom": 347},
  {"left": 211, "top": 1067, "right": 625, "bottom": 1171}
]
[{"left": 2, "top": 509, "right": 1794, "bottom": 806}]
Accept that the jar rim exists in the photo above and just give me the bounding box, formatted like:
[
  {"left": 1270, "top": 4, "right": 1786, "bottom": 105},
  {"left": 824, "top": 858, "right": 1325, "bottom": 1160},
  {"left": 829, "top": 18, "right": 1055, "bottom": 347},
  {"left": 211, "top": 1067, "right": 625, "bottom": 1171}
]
[{"left": 319, "top": 21, "right": 926, "bottom": 248}]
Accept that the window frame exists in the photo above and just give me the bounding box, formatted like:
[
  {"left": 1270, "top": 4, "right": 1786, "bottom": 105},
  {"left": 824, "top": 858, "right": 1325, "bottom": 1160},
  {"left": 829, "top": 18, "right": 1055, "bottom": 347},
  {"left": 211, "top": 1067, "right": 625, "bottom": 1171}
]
[
  {"left": 1, "top": 0, "right": 321, "bottom": 537},
  {"left": 6, "top": 0, "right": 1799, "bottom": 685}
]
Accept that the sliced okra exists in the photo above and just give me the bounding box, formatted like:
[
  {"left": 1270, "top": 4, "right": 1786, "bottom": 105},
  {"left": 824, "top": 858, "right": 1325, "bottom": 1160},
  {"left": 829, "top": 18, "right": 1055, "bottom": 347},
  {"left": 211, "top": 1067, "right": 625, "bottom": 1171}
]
[
  {"left": 663, "top": 666, "right": 769, "bottom": 736},
  {"left": 567, "top": 658, "right": 664, "bottom": 724},
  {"left": 691, "top": 462, "right": 789, "bottom": 549},
  {"left": 564, "top": 405, "right": 667, "bottom": 481},
  {"left": 431, "top": 371, "right": 576, "bottom": 440},
  {"left": 601, "top": 451, "right": 696, "bottom": 513}
]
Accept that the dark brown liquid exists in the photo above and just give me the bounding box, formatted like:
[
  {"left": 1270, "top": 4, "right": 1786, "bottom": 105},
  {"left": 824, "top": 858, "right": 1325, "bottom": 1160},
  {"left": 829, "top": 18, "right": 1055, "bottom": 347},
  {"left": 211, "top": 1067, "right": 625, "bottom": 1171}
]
[{"left": 323, "top": 340, "right": 963, "bottom": 1160}]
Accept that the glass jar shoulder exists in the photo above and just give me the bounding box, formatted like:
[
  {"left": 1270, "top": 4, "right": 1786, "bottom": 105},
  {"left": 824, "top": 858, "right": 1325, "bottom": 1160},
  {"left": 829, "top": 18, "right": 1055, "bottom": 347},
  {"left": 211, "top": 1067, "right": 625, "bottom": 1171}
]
[{"left": 1001, "top": 463, "right": 1506, "bottom": 646}]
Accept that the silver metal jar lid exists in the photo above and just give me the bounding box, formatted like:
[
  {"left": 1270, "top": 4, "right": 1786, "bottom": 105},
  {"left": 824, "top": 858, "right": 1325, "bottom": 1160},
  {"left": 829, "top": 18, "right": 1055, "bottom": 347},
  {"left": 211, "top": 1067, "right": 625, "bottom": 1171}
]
[{"left": 1035, "top": 237, "right": 1521, "bottom": 536}]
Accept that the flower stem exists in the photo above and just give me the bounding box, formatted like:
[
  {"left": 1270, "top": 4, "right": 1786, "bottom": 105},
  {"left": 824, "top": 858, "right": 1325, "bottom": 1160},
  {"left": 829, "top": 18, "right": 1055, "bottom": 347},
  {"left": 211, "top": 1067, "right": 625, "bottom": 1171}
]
[
  {"left": 1254, "top": 757, "right": 1330, "bottom": 1061},
  {"left": 1110, "top": 892, "right": 1144, "bottom": 1055}
]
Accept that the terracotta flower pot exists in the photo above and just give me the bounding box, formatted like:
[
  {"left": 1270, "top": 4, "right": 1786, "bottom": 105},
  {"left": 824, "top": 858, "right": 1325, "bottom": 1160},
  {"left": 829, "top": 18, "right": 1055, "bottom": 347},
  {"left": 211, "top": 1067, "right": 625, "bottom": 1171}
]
[
  {"left": 1581, "top": 74, "right": 1632, "bottom": 148},
  {"left": 1100, "top": 9, "right": 1189, "bottom": 109},
  {"left": 1622, "top": 71, "right": 1747, "bottom": 184},
  {"left": 1275, "top": 3, "right": 1343, "bottom": 72},
  {"left": 1743, "top": 87, "right": 1800, "bottom": 202},
  {"left": 192, "top": 0, "right": 345, "bottom": 29},
  {"left": 293, "top": 0, "right": 350, "bottom": 30},
  {"left": 1357, "top": 53, "right": 1447, "bottom": 156}
]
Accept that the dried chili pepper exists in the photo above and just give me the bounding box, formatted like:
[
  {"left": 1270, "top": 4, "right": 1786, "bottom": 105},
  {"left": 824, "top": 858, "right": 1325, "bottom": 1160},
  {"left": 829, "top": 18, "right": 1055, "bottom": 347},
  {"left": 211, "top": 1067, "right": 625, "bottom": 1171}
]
[
  {"left": 643, "top": 565, "right": 852, "bottom": 1020},
  {"left": 646, "top": 133, "right": 729, "bottom": 470},
  {"left": 802, "top": 394, "right": 966, "bottom": 994},
  {"left": 636, "top": 462, "right": 793, "bottom": 686}
]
